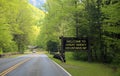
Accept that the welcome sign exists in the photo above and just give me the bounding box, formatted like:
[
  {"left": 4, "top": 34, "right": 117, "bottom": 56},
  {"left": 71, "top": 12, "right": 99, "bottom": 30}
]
[{"left": 60, "top": 37, "right": 88, "bottom": 51}]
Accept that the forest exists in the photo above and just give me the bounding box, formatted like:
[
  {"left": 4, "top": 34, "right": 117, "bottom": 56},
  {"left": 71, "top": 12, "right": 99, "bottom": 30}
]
[
  {"left": 0, "top": 0, "right": 44, "bottom": 54},
  {"left": 0, "top": 0, "right": 120, "bottom": 66},
  {"left": 37, "top": 0, "right": 120, "bottom": 65}
]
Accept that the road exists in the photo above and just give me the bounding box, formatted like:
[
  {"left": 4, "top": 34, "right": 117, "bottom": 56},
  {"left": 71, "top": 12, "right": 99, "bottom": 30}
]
[{"left": 0, "top": 54, "right": 71, "bottom": 76}]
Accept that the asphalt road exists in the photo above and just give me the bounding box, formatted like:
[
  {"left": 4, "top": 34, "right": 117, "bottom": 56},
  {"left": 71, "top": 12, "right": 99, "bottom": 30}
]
[{"left": 0, "top": 54, "right": 71, "bottom": 76}]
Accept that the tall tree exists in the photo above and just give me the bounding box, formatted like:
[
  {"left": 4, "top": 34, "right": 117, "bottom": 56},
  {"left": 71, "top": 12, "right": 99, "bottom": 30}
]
[
  {"left": 0, "top": 0, "right": 41, "bottom": 54},
  {"left": 102, "top": 0, "right": 120, "bottom": 64}
]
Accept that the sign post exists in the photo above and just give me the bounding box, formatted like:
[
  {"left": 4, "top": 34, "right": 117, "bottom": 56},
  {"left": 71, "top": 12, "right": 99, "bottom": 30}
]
[{"left": 60, "top": 36, "right": 66, "bottom": 62}]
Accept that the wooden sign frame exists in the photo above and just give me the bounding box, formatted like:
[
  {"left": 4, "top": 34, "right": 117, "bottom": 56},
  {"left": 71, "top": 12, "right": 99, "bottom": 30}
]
[{"left": 59, "top": 36, "right": 92, "bottom": 62}]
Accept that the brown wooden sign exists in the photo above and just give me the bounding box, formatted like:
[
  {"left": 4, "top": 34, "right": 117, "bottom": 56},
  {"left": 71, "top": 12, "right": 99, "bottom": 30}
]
[
  {"left": 59, "top": 36, "right": 91, "bottom": 62},
  {"left": 60, "top": 37, "right": 88, "bottom": 51}
]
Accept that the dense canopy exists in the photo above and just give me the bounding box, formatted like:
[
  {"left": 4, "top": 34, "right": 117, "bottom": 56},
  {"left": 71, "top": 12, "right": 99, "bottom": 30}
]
[
  {"left": 0, "top": 0, "right": 44, "bottom": 54},
  {"left": 0, "top": 0, "right": 120, "bottom": 65}
]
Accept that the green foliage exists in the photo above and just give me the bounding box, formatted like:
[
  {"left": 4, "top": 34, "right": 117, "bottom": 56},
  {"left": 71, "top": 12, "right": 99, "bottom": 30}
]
[
  {"left": 1, "top": 0, "right": 118, "bottom": 66},
  {"left": 0, "top": 0, "right": 41, "bottom": 54},
  {"left": 101, "top": 0, "right": 120, "bottom": 64},
  {"left": 46, "top": 40, "right": 58, "bottom": 53},
  {"left": 72, "top": 52, "right": 88, "bottom": 61},
  {"left": 0, "top": 48, "right": 3, "bottom": 54},
  {"left": 38, "top": 0, "right": 120, "bottom": 65},
  {"left": 37, "top": 0, "right": 76, "bottom": 49}
]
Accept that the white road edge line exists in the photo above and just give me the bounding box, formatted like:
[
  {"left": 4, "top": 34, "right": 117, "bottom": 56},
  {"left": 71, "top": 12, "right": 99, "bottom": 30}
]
[{"left": 52, "top": 60, "right": 72, "bottom": 76}]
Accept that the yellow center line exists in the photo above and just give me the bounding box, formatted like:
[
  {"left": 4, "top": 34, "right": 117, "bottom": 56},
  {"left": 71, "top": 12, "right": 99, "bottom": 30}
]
[{"left": 0, "top": 58, "right": 32, "bottom": 76}]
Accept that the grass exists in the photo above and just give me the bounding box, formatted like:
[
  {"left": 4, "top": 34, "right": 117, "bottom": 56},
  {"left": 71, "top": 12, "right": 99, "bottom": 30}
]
[
  {"left": 2, "top": 53, "right": 28, "bottom": 58},
  {"left": 48, "top": 52, "right": 120, "bottom": 76},
  {"left": 0, "top": 50, "right": 47, "bottom": 58}
]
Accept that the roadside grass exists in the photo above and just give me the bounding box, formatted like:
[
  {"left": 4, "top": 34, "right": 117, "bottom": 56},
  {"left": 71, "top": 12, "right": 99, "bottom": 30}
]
[
  {"left": 48, "top": 52, "right": 120, "bottom": 76},
  {"left": 0, "top": 50, "right": 48, "bottom": 58},
  {"left": 3, "top": 53, "right": 29, "bottom": 58}
]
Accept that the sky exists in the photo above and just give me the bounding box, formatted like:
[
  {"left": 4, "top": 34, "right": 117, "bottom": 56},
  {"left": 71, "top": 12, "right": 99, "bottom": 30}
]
[{"left": 29, "top": 0, "right": 46, "bottom": 8}]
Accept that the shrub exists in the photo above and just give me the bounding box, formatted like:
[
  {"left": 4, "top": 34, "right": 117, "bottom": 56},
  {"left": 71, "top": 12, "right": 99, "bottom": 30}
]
[
  {"left": 46, "top": 40, "right": 59, "bottom": 53},
  {"left": 72, "top": 51, "right": 88, "bottom": 61}
]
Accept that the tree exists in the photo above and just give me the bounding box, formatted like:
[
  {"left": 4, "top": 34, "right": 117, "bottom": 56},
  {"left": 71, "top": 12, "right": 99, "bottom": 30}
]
[
  {"left": 102, "top": 0, "right": 120, "bottom": 64},
  {"left": 38, "top": 0, "right": 120, "bottom": 64},
  {"left": 0, "top": 0, "right": 41, "bottom": 54},
  {"left": 46, "top": 40, "right": 58, "bottom": 53},
  {"left": 0, "top": 0, "right": 14, "bottom": 53}
]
